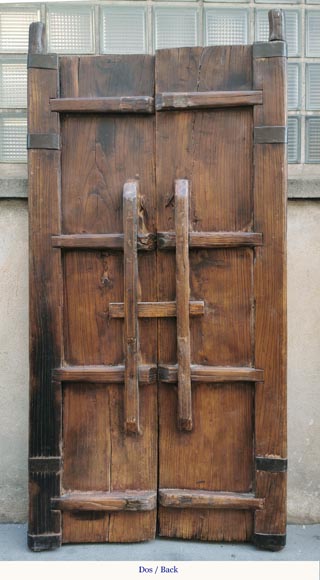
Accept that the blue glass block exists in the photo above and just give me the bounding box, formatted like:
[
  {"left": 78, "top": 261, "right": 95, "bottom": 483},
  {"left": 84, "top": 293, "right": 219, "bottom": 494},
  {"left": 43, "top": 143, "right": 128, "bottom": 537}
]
[
  {"left": 306, "top": 11, "right": 320, "bottom": 57},
  {"left": 101, "top": 6, "right": 147, "bottom": 54},
  {"left": 306, "top": 117, "right": 320, "bottom": 162},
  {"left": 288, "top": 117, "right": 300, "bottom": 164},
  {"left": 154, "top": 8, "right": 199, "bottom": 50},
  {"left": 47, "top": 5, "right": 94, "bottom": 54},
  {"left": 205, "top": 9, "right": 248, "bottom": 46},
  {"left": 306, "top": 64, "right": 320, "bottom": 110},
  {"left": 0, "top": 114, "right": 27, "bottom": 163},
  {"left": 0, "top": 7, "right": 40, "bottom": 53},
  {"left": 0, "top": 57, "right": 27, "bottom": 108},
  {"left": 288, "top": 63, "right": 300, "bottom": 111}
]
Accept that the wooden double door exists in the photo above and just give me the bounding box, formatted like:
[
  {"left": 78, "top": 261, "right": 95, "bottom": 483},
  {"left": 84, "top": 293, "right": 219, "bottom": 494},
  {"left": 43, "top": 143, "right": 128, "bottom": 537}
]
[{"left": 28, "top": 12, "right": 287, "bottom": 552}]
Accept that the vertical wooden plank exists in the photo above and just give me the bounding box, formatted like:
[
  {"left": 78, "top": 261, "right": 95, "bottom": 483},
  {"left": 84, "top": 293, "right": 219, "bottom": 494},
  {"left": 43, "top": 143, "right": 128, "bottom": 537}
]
[
  {"left": 60, "top": 56, "right": 157, "bottom": 543},
  {"left": 28, "top": 23, "right": 63, "bottom": 551},
  {"left": 156, "top": 47, "right": 255, "bottom": 542},
  {"left": 253, "top": 9, "right": 287, "bottom": 550},
  {"left": 123, "top": 180, "right": 140, "bottom": 435},
  {"left": 175, "top": 179, "right": 192, "bottom": 431}
]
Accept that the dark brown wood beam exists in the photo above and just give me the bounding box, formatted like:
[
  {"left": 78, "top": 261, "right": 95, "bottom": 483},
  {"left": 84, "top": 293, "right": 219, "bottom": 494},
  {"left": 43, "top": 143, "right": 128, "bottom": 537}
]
[
  {"left": 50, "top": 96, "right": 154, "bottom": 113},
  {"left": 109, "top": 301, "right": 204, "bottom": 319},
  {"left": 51, "top": 233, "right": 156, "bottom": 251},
  {"left": 159, "top": 489, "right": 265, "bottom": 510},
  {"left": 156, "top": 91, "right": 263, "bottom": 111},
  {"left": 52, "top": 491, "right": 157, "bottom": 512},
  {"left": 159, "top": 365, "right": 264, "bottom": 383},
  {"left": 158, "top": 231, "right": 263, "bottom": 250},
  {"left": 52, "top": 364, "right": 157, "bottom": 385}
]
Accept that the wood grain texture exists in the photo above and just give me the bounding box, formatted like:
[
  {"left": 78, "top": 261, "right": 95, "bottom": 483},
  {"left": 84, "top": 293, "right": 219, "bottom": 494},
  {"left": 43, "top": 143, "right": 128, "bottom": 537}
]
[
  {"left": 60, "top": 54, "right": 157, "bottom": 543},
  {"left": 52, "top": 233, "right": 155, "bottom": 251},
  {"left": 50, "top": 96, "right": 154, "bottom": 113},
  {"left": 28, "top": 22, "right": 63, "bottom": 549},
  {"left": 269, "top": 9, "right": 285, "bottom": 42},
  {"left": 53, "top": 491, "right": 157, "bottom": 511},
  {"left": 123, "top": 181, "right": 140, "bottom": 434},
  {"left": 158, "top": 231, "right": 262, "bottom": 249},
  {"left": 109, "top": 301, "right": 204, "bottom": 319},
  {"left": 156, "top": 91, "right": 262, "bottom": 111},
  {"left": 53, "top": 364, "right": 156, "bottom": 384},
  {"left": 156, "top": 46, "right": 255, "bottom": 541},
  {"left": 158, "top": 365, "right": 263, "bottom": 383},
  {"left": 253, "top": 42, "right": 287, "bottom": 539},
  {"left": 158, "top": 508, "right": 253, "bottom": 542},
  {"left": 175, "top": 180, "right": 192, "bottom": 431},
  {"left": 159, "top": 490, "right": 264, "bottom": 510}
]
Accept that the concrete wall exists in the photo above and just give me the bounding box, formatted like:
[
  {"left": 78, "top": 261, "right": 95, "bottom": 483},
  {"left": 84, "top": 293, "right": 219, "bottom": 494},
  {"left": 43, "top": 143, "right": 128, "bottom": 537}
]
[{"left": 0, "top": 198, "right": 319, "bottom": 524}]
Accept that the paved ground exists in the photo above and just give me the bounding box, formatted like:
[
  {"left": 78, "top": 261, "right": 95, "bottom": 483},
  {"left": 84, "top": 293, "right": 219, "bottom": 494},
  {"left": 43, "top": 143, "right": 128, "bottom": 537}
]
[{"left": 0, "top": 524, "right": 319, "bottom": 561}]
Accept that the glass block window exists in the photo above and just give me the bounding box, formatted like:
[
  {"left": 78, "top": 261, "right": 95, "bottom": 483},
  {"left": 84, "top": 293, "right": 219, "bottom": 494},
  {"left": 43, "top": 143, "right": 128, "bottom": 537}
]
[
  {"left": 288, "top": 117, "right": 300, "bottom": 164},
  {"left": 288, "top": 63, "right": 300, "bottom": 111},
  {"left": 306, "top": 11, "right": 320, "bottom": 58},
  {"left": 255, "top": 10, "right": 300, "bottom": 57},
  {"left": 306, "top": 117, "right": 320, "bottom": 163},
  {"left": 205, "top": 9, "right": 248, "bottom": 46},
  {"left": 0, "top": 2, "right": 319, "bottom": 167},
  {"left": 0, "top": 7, "right": 40, "bottom": 53},
  {"left": 0, "top": 114, "right": 27, "bottom": 162},
  {"left": 154, "top": 8, "right": 199, "bottom": 50},
  {"left": 0, "top": 57, "right": 27, "bottom": 108},
  {"left": 47, "top": 5, "right": 94, "bottom": 54},
  {"left": 306, "top": 65, "right": 320, "bottom": 110},
  {"left": 101, "top": 6, "right": 147, "bottom": 54}
]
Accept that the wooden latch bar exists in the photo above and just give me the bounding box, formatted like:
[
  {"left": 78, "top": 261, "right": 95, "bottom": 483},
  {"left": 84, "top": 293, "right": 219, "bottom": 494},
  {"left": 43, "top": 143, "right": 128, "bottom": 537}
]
[
  {"left": 175, "top": 179, "right": 192, "bottom": 431},
  {"left": 123, "top": 181, "right": 140, "bottom": 435},
  {"left": 109, "top": 300, "right": 204, "bottom": 319}
]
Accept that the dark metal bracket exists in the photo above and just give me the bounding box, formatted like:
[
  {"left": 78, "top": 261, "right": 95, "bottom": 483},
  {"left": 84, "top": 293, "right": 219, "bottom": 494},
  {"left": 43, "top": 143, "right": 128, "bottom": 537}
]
[
  {"left": 27, "top": 54, "right": 58, "bottom": 70},
  {"left": 256, "top": 457, "right": 288, "bottom": 472},
  {"left": 27, "top": 133, "right": 60, "bottom": 150},
  {"left": 254, "top": 126, "right": 287, "bottom": 144}
]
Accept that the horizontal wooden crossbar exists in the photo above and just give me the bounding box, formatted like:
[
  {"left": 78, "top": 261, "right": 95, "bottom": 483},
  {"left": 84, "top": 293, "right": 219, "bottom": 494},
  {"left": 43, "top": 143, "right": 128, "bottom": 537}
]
[
  {"left": 52, "top": 491, "right": 157, "bottom": 512},
  {"left": 159, "top": 365, "right": 264, "bottom": 383},
  {"left": 159, "top": 489, "right": 265, "bottom": 510},
  {"left": 53, "top": 364, "right": 157, "bottom": 384},
  {"left": 50, "top": 96, "right": 154, "bottom": 114},
  {"left": 109, "top": 301, "right": 204, "bottom": 318},
  {"left": 52, "top": 232, "right": 262, "bottom": 250},
  {"left": 156, "top": 91, "right": 263, "bottom": 111},
  {"left": 53, "top": 365, "right": 263, "bottom": 385},
  {"left": 158, "top": 231, "right": 263, "bottom": 249},
  {"left": 51, "top": 233, "right": 156, "bottom": 251}
]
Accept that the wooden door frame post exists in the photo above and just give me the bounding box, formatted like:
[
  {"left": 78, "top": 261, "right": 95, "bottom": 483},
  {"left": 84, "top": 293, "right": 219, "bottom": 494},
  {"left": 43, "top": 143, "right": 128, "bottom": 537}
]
[
  {"left": 28, "top": 22, "right": 63, "bottom": 551},
  {"left": 252, "top": 9, "right": 288, "bottom": 551}
]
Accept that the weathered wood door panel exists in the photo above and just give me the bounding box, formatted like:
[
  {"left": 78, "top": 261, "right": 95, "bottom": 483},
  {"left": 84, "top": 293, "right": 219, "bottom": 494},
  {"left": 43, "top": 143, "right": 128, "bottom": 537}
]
[{"left": 28, "top": 11, "right": 287, "bottom": 552}]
